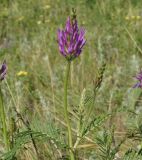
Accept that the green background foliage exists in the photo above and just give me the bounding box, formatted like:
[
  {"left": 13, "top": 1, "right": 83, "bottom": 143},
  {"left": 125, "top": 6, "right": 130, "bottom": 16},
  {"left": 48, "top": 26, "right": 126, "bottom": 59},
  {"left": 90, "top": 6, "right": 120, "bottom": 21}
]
[{"left": 1, "top": 0, "right": 142, "bottom": 159}]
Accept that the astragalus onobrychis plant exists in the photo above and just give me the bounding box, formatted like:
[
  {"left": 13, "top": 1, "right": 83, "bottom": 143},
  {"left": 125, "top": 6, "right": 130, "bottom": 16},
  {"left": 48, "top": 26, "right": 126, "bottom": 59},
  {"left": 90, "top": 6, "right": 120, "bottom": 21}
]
[
  {"left": 57, "top": 10, "right": 86, "bottom": 160},
  {"left": 2, "top": 8, "right": 142, "bottom": 160}
]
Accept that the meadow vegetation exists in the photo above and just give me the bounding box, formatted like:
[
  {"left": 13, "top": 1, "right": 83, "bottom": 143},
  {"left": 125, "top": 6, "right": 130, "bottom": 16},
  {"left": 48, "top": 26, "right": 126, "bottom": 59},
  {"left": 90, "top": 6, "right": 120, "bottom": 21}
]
[{"left": 0, "top": 0, "right": 142, "bottom": 159}]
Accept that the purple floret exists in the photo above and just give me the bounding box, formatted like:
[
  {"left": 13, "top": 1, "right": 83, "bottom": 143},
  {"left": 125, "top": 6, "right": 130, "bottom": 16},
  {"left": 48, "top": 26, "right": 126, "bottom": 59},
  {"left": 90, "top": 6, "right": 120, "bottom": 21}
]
[
  {"left": 133, "top": 71, "right": 142, "bottom": 88},
  {"left": 0, "top": 61, "right": 7, "bottom": 81},
  {"left": 57, "top": 17, "right": 86, "bottom": 61}
]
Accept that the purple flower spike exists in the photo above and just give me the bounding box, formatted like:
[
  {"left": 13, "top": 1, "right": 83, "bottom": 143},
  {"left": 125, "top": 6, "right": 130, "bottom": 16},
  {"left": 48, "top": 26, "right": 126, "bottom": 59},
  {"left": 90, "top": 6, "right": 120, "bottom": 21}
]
[
  {"left": 57, "top": 17, "right": 86, "bottom": 61},
  {"left": 0, "top": 61, "right": 7, "bottom": 81},
  {"left": 133, "top": 71, "right": 142, "bottom": 88}
]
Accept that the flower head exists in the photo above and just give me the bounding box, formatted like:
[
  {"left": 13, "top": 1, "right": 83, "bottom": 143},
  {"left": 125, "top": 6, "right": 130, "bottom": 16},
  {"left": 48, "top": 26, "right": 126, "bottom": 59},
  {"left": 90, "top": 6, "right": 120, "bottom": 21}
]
[
  {"left": 0, "top": 61, "right": 7, "bottom": 81},
  {"left": 43, "top": 5, "right": 51, "bottom": 9},
  {"left": 57, "top": 17, "right": 86, "bottom": 61},
  {"left": 125, "top": 16, "right": 130, "bottom": 20},
  {"left": 17, "top": 71, "right": 28, "bottom": 76},
  {"left": 136, "top": 16, "right": 141, "bottom": 20},
  {"left": 131, "top": 16, "right": 135, "bottom": 19},
  {"left": 133, "top": 71, "right": 142, "bottom": 88}
]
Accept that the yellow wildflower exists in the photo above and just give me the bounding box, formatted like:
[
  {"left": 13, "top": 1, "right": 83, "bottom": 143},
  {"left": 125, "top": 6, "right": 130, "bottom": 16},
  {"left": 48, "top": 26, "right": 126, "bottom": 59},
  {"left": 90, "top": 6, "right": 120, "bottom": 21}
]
[
  {"left": 131, "top": 16, "right": 135, "bottom": 19},
  {"left": 125, "top": 16, "right": 129, "bottom": 20},
  {"left": 17, "top": 71, "right": 28, "bottom": 76},
  {"left": 136, "top": 16, "right": 141, "bottom": 20},
  {"left": 43, "top": 5, "right": 51, "bottom": 9},
  {"left": 37, "top": 21, "right": 42, "bottom": 25}
]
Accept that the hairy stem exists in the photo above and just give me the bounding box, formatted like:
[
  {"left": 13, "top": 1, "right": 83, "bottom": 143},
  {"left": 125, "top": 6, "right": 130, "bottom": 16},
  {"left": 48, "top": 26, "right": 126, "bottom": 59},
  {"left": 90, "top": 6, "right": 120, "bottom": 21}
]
[{"left": 64, "top": 61, "right": 75, "bottom": 160}]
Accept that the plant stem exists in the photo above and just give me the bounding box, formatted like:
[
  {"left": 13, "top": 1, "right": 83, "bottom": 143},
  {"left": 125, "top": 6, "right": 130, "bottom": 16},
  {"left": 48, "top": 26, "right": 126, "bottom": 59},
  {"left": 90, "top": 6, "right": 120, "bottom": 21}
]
[
  {"left": 64, "top": 61, "right": 75, "bottom": 160},
  {"left": 0, "top": 87, "right": 10, "bottom": 151},
  {"left": 5, "top": 80, "right": 40, "bottom": 159}
]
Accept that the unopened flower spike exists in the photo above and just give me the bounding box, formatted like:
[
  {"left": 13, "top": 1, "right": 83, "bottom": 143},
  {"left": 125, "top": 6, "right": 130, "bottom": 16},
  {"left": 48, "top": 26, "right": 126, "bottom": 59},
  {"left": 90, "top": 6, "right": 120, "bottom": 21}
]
[
  {"left": 133, "top": 70, "right": 142, "bottom": 88},
  {"left": 57, "top": 13, "right": 86, "bottom": 61},
  {"left": 0, "top": 61, "right": 7, "bottom": 81}
]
